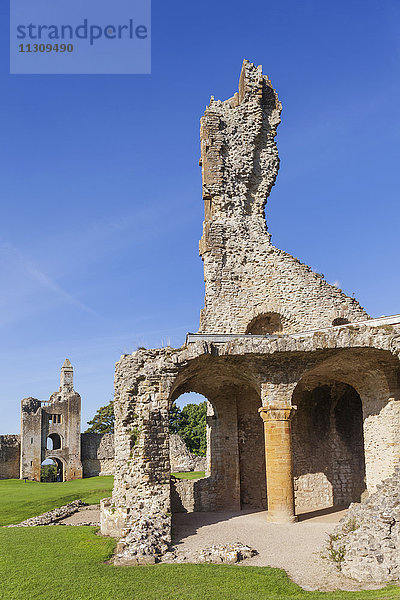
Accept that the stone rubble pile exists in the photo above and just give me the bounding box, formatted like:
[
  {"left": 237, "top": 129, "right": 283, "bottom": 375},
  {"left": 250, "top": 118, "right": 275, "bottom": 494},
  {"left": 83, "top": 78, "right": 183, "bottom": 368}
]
[
  {"left": 8, "top": 500, "right": 86, "bottom": 527},
  {"left": 161, "top": 542, "right": 258, "bottom": 565},
  {"left": 198, "top": 543, "right": 258, "bottom": 564},
  {"left": 328, "top": 464, "right": 400, "bottom": 583},
  {"left": 114, "top": 513, "right": 172, "bottom": 565}
]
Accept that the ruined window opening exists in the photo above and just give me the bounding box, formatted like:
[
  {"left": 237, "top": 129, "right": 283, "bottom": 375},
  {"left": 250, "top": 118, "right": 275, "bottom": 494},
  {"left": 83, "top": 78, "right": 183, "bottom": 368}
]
[
  {"left": 246, "top": 312, "right": 283, "bottom": 335},
  {"left": 332, "top": 318, "right": 350, "bottom": 326},
  {"left": 48, "top": 414, "right": 62, "bottom": 424},
  {"left": 30, "top": 437, "right": 33, "bottom": 444},
  {"left": 47, "top": 433, "right": 62, "bottom": 451}
]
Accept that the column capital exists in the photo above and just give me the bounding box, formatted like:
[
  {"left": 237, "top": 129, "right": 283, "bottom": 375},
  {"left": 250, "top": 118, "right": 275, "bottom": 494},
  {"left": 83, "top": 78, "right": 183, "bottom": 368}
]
[{"left": 259, "top": 405, "right": 297, "bottom": 422}]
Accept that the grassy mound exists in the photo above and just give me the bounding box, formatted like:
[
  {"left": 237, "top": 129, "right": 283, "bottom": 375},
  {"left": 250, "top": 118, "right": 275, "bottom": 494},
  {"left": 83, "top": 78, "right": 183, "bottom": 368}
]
[{"left": 0, "top": 477, "right": 113, "bottom": 526}]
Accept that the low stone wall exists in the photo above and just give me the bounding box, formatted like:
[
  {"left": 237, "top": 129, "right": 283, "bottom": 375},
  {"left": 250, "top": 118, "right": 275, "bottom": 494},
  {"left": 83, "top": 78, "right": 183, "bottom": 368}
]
[
  {"left": 170, "top": 476, "right": 218, "bottom": 513},
  {"left": 0, "top": 435, "right": 20, "bottom": 479},
  {"left": 81, "top": 433, "right": 114, "bottom": 477}
]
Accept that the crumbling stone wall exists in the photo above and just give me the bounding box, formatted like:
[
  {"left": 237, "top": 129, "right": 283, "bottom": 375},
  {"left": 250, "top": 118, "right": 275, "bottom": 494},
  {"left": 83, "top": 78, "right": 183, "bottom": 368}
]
[
  {"left": 199, "top": 60, "right": 368, "bottom": 334},
  {"left": 0, "top": 435, "right": 20, "bottom": 479},
  {"left": 169, "top": 434, "right": 206, "bottom": 473},
  {"left": 81, "top": 433, "right": 115, "bottom": 477},
  {"left": 329, "top": 463, "right": 400, "bottom": 583},
  {"left": 103, "top": 324, "right": 400, "bottom": 562},
  {"left": 101, "top": 58, "right": 400, "bottom": 565}
]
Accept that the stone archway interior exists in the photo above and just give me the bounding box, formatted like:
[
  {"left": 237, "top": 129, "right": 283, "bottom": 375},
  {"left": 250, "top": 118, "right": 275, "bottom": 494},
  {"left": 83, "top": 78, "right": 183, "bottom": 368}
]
[
  {"left": 170, "top": 369, "right": 266, "bottom": 512},
  {"left": 292, "top": 381, "right": 366, "bottom": 510}
]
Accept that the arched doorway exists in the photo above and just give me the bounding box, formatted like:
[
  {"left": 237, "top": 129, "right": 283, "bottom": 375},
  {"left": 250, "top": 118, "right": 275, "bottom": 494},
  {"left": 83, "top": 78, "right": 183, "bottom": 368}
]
[
  {"left": 169, "top": 359, "right": 266, "bottom": 512},
  {"left": 169, "top": 392, "right": 207, "bottom": 476},
  {"left": 292, "top": 380, "right": 366, "bottom": 510},
  {"left": 41, "top": 457, "right": 64, "bottom": 482}
]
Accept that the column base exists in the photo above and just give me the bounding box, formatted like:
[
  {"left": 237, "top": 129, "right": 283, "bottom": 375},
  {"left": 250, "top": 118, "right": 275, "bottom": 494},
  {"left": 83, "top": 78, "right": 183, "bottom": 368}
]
[{"left": 266, "top": 511, "right": 298, "bottom": 524}]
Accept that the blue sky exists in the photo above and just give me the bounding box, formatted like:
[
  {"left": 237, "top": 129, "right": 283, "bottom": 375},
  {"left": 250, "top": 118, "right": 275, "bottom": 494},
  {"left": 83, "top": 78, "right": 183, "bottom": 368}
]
[{"left": 1, "top": 0, "right": 399, "bottom": 434}]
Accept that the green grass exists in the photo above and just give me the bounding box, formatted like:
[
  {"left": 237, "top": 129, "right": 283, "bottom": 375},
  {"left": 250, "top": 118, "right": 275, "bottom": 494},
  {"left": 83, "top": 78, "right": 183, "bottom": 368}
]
[
  {"left": 1, "top": 478, "right": 399, "bottom": 599},
  {"left": 171, "top": 471, "right": 205, "bottom": 480},
  {"left": 0, "top": 477, "right": 113, "bottom": 526},
  {"left": 0, "top": 526, "right": 399, "bottom": 600}
]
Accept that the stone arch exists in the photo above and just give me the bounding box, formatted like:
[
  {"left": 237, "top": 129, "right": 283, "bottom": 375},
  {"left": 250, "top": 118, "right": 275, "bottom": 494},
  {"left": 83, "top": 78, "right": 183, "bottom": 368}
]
[
  {"left": 47, "top": 433, "right": 62, "bottom": 451},
  {"left": 246, "top": 312, "right": 283, "bottom": 335},
  {"left": 41, "top": 456, "right": 64, "bottom": 482},
  {"left": 332, "top": 317, "right": 350, "bottom": 326},
  {"left": 292, "top": 348, "right": 400, "bottom": 503},
  {"left": 169, "top": 356, "right": 266, "bottom": 511},
  {"left": 292, "top": 379, "right": 365, "bottom": 509}
]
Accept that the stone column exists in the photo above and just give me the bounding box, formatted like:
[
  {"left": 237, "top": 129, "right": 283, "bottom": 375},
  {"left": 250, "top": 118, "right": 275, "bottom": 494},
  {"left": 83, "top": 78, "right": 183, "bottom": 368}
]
[{"left": 259, "top": 386, "right": 297, "bottom": 523}]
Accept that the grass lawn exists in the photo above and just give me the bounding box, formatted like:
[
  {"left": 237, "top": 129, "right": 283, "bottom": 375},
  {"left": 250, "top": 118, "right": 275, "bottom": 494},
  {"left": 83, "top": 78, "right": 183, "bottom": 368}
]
[
  {"left": 0, "top": 477, "right": 114, "bottom": 526},
  {"left": 1, "top": 477, "right": 400, "bottom": 599},
  {"left": 172, "top": 471, "right": 205, "bottom": 480},
  {"left": 1, "top": 526, "right": 400, "bottom": 600}
]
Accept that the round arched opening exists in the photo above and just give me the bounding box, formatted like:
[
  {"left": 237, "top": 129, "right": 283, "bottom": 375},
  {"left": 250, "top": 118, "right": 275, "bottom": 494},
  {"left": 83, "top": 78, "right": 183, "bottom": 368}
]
[
  {"left": 292, "top": 381, "right": 366, "bottom": 511},
  {"left": 47, "top": 433, "right": 62, "bottom": 451},
  {"left": 246, "top": 312, "right": 283, "bottom": 335},
  {"left": 170, "top": 374, "right": 266, "bottom": 513},
  {"left": 169, "top": 392, "right": 207, "bottom": 478},
  {"left": 332, "top": 317, "right": 350, "bottom": 326},
  {"left": 40, "top": 458, "right": 64, "bottom": 482}
]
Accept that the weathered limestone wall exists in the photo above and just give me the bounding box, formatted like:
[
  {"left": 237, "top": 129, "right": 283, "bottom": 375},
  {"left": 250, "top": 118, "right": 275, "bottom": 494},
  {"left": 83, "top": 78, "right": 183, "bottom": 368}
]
[
  {"left": 106, "top": 349, "right": 176, "bottom": 563},
  {"left": 237, "top": 388, "right": 266, "bottom": 509},
  {"left": 0, "top": 435, "right": 20, "bottom": 479},
  {"left": 198, "top": 60, "right": 368, "bottom": 334},
  {"left": 81, "top": 433, "right": 115, "bottom": 477},
  {"left": 329, "top": 463, "right": 400, "bottom": 583},
  {"left": 169, "top": 434, "right": 206, "bottom": 473},
  {"left": 104, "top": 324, "right": 400, "bottom": 562},
  {"left": 170, "top": 477, "right": 215, "bottom": 513}
]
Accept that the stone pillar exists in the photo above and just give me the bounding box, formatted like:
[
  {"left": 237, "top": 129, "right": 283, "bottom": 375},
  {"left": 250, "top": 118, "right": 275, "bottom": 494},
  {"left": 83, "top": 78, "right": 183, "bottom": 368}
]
[{"left": 259, "top": 387, "right": 297, "bottom": 523}]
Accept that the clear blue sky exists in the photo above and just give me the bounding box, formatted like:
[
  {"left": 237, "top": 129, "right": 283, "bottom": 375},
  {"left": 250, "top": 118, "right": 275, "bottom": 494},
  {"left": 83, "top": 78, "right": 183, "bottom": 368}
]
[{"left": 1, "top": 0, "right": 399, "bottom": 434}]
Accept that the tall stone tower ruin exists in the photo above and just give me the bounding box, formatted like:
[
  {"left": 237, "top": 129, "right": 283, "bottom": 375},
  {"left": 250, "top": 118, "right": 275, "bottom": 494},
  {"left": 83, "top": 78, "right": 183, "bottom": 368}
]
[
  {"left": 20, "top": 359, "right": 83, "bottom": 481},
  {"left": 199, "top": 60, "right": 368, "bottom": 333}
]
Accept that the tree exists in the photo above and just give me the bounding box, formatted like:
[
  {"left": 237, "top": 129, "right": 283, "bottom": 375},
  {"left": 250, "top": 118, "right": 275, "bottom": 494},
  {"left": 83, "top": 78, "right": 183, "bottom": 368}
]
[
  {"left": 169, "top": 401, "right": 207, "bottom": 456},
  {"left": 85, "top": 401, "right": 115, "bottom": 434}
]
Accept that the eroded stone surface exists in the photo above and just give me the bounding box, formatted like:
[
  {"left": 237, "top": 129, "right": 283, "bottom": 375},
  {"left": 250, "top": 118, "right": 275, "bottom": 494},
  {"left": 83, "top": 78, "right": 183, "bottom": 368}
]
[
  {"left": 199, "top": 60, "right": 367, "bottom": 334},
  {"left": 328, "top": 464, "right": 400, "bottom": 583}
]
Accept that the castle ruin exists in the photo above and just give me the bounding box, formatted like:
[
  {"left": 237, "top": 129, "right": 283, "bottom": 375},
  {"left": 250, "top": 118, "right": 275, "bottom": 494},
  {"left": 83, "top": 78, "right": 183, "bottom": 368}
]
[
  {"left": 0, "top": 360, "right": 114, "bottom": 481},
  {"left": 100, "top": 60, "right": 400, "bottom": 564}
]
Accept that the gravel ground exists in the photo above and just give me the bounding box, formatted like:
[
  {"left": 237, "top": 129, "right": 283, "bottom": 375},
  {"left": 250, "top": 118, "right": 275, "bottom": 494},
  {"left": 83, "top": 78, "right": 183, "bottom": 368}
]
[
  {"left": 171, "top": 507, "right": 386, "bottom": 592},
  {"left": 58, "top": 505, "right": 100, "bottom": 526}
]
